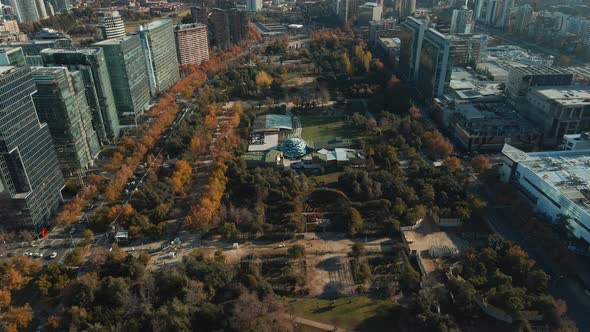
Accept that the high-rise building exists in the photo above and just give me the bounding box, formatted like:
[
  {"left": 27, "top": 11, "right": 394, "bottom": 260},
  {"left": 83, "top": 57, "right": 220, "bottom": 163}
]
[
  {"left": 450, "top": 6, "right": 474, "bottom": 34},
  {"left": 417, "top": 29, "right": 454, "bottom": 101},
  {"left": 358, "top": 2, "right": 382, "bottom": 26},
  {"left": 31, "top": 67, "right": 100, "bottom": 174},
  {"left": 45, "top": 1, "right": 54, "bottom": 16},
  {"left": 247, "top": 0, "right": 262, "bottom": 11},
  {"left": 97, "top": 11, "right": 126, "bottom": 40},
  {"left": 398, "top": 0, "right": 415, "bottom": 19},
  {"left": 138, "top": 19, "right": 180, "bottom": 96},
  {"left": 0, "top": 66, "right": 64, "bottom": 228},
  {"left": 190, "top": 6, "right": 208, "bottom": 24},
  {"left": 9, "top": 0, "right": 40, "bottom": 23},
  {"left": 228, "top": 8, "right": 248, "bottom": 44},
  {"left": 510, "top": 4, "right": 533, "bottom": 34},
  {"left": 566, "top": 17, "right": 590, "bottom": 45},
  {"left": 399, "top": 16, "right": 426, "bottom": 82},
  {"left": 210, "top": 8, "right": 248, "bottom": 47},
  {"left": 496, "top": 0, "right": 513, "bottom": 28},
  {"left": 0, "top": 46, "right": 25, "bottom": 66},
  {"left": 41, "top": 48, "right": 121, "bottom": 143},
  {"left": 93, "top": 35, "right": 151, "bottom": 125},
  {"left": 448, "top": 34, "right": 486, "bottom": 66},
  {"left": 34, "top": 0, "right": 47, "bottom": 19},
  {"left": 174, "top": 23, "right": 210, "bottom": 66},
  {"left": 50, "top": 0, "right": 70, "bottom": 12},
  {"left": 338, "top": 0, "right": 365, "bottom": 24}
]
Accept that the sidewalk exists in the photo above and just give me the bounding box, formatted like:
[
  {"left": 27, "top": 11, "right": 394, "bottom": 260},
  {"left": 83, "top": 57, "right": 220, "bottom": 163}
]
[{"left": 287, "top": 314, "right": 354, "bottom": 332}]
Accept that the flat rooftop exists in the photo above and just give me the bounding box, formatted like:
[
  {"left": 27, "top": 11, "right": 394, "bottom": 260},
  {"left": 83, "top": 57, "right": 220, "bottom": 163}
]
[
  {"left": 453, "top": 100, "right": 540, "bottom": 137},
  {"left": 378, "top": 37, "right": 400, "bottom": 48},
  {"left": 93, "top": 35, "right": 136, "bottom": 45},
  {"left": 530, "top": 87, "right": 590, "bottom": 106},
  {"left": 140, "top": 19, "right": 171, "bottom": 31},
  {"left": 0, "top": 65, "right": 15, "bottom": 76},
  {"left": 41, "top": 48, "right": 100, "bottom": 55},
  {"left": 503, "top": 144, "right": 590, "bottom": 214}
]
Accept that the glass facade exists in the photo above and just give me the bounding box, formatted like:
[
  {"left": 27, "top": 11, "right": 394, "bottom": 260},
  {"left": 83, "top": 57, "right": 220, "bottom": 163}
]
[
  {"left": 32, "top": 67, "right": 101, "bottom": 174},
  {"left": 417, "top": 29, "right": 454, "bottom": 102},
  {"left": 138, "top": 19, "right": 180, "bottom": 96},
  {"left": 0, "top": 66, "right": 64, "bottom": 229},
  {"left": 41, "top": 48, "right": 120, "bottom": 143},
  {"left": 94, "top": 35, "right": 151, "bottom": 125}
]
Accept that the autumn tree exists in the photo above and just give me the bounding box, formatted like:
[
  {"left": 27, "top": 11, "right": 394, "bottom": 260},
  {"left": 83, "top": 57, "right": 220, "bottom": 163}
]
[
  {"left": 471, "top": 155, "right": 492, "bottom": 173},
  {"left": 255, "top": 71, "right": 273, "bottom": 88},
  {"left": 341, "top": 52, "right": 352, "bottom": 75},
  {"left": 3, "top": 304, "right": 33, "bottom": 330}
]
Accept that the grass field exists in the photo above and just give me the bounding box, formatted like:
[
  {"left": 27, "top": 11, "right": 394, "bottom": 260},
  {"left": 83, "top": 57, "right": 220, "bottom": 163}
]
[
  {"left": 308, "top": 172, "right": 344, "bottom": 186},
  {"left": 300, "top": 116, "right": 355, "bottom": 143},
  {"left": 287, "top": 296, "right": 401, "bottom": 331}
]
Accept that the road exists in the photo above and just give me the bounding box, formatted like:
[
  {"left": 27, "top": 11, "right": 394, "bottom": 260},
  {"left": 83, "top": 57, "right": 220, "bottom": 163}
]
[{"left": 286, "top": 314, "right": 354, "bottom": 332}]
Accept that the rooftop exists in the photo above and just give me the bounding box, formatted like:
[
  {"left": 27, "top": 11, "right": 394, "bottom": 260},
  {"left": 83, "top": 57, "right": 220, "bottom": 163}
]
[
  {"left": 452, "top": 100, "right": 540, "bottom": 137},
  {"left": 0, "top": 65, "right": 15, "bottom": 76},
  {"left": 530, "top": 87, "right": 590, "bottom": 106},
  {"left": 139, "top": 19, "right": 172, "bottom": 31},
  {"left": 502, "top": 144, "right": 590, "bottom": 214},
  {"left": 41, "top": 48, "right": 100, "bottom": 55},
  {"left": 378, "top": 37, "right": 400, "bottom": 48},
  {"left": 509, "top": 65, "right": 572, "bottom": 76},
  {"left": 93, "top": 35, "right": 136, "bottom": 45},
  {"left": 252, "top": 114, "right": 293, "bottom": 132},
  {"left": 175, "top": 23, "right": 207, "bottom": 31}
]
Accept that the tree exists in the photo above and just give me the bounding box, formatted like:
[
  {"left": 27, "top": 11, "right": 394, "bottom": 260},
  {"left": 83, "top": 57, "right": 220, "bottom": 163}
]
[
  {"left": 4, "top": 304, "right": 33, "bottom": 330},
  {"left": 2, "top": 268, "right": 29, "bottom": 291},
  {"left": 471, "top": 155, "right": 492, "bottom": 173},
  {"left": 351, "top": 243, "right": 366, "bottom": 257},
  {"left": 341, "top": 52, "right": 352, "bottom": 75},
  {"left": 229, "top": 291, "right": 293, "bottom": 332},
  {"left": 255, "top": 71, "right": 273, "bottom": 88},
  {"left": 288, "top": 244, "right": 305, "bottom": 259},
  {"left": 400, "top": 265, "right": 420, "bottom": 293},
  {"left": 0, "top": 289, "right": 11, "bottom": 310},
  {"left": 82, "top": 229, "right": 94, "bottom": 244},
  {"left": 348, "top": 208, "right": 364, "bottom": 236},
  {"left": 64, "top": 247, "right": 84, "bottom": 267}
]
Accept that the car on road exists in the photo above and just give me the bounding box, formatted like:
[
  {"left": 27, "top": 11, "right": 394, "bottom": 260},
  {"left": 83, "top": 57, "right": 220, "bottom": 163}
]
[
  {"left": 48, "top": 252, "right": 57, "bottom": 259},
  {"left": 33, "top": 252, "right": 43, "bottom": 258}
]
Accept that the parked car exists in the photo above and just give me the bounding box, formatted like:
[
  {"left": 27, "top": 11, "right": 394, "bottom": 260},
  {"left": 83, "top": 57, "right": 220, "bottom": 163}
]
[{"left": 49, "top": 252, "right": 57, "bottom": 259}]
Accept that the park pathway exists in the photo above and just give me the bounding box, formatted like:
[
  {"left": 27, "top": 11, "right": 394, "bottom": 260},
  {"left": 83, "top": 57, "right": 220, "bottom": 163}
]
[{"left": 286, "top": 314, "right": 355, "bottom": 332}]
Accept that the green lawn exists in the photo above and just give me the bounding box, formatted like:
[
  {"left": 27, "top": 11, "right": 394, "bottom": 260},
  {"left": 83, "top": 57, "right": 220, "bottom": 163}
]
[
  {"left": 287, "top": 296, "right": 402, "bottom": 331},
  {"left": 308, "top": 171, "right": 344, "bottom": 186},
  {"left": 300, "top": 116, "right": 355, "bottom": 143}
]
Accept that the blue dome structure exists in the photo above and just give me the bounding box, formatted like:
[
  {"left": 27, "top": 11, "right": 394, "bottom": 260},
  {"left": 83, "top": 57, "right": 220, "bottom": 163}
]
[{"left": 281, "top": 138, "right": 308, "bottom": 159}]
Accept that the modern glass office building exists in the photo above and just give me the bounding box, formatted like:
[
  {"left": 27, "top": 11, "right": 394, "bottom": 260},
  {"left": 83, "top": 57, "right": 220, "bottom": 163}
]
[
  {"left": 138, "top": 19, "right": 180, "bottom": 96},
  {"left": 0, "top": 66, "right": 64, "bottom": 229},
  {"left": 31, "top": 67, "right": 101, "bottom": 174},
  {"left": 41, "top": 48, "right": 120, "bottom": 143},
  {"left": 417, "top": 29, "right": 454, "bottom": 102},
  {"left": 94, "top": 35, "right": 151, "bottom": 125}
]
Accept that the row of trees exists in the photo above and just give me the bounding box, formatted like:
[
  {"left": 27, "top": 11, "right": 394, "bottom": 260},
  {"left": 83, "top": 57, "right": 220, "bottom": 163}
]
[{"left": 185, "top": 104, "right": 242, "bottom": 231}]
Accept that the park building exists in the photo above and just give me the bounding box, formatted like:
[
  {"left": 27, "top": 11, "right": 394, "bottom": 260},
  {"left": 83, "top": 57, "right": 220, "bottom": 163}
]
[
  {"left": 500, "top": 144, "right": 590, "bottom": 245},
  {"left": 174, "top": 23, "right": 209, "bottom": 66},
  {"left": 97, "top": 11, "right": 126, "bottom": 40},
  {"left": 41, "top": 47, "right": 121, "bottom": 143},
  {"left": 93, "top": 35, "right": 151, "bottom": 125},
  {"left": 31, "top": 67, "right": 101, "bottom": 175},
  {"left": 138, "top": 19, "right": 180, "bottom": 96},
  {"left": 0, "top": 66, "right": 65, "bottom": 229}
]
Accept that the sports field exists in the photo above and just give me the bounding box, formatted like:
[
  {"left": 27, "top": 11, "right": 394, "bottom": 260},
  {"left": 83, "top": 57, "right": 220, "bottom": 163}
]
[{"left": 300, "top": 116, "right": 355, "bottom": 143}]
